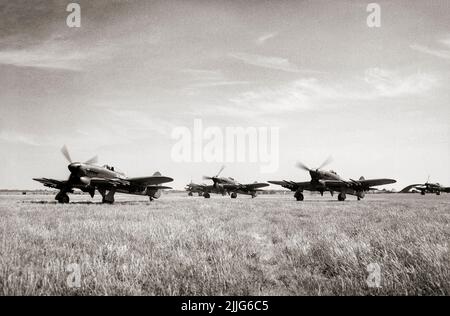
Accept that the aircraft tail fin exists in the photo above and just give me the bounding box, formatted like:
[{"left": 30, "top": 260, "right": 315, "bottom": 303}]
[
  {"left": 359, "top": 176, "right": 365, "bottom": 181},
  {"left": 153, "top": 171, "right": 162, "bottom": 176}
]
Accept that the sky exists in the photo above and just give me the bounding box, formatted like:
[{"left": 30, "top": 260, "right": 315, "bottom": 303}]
[{"left": 0, "top": 0, "right": 449, "bottom": 190}]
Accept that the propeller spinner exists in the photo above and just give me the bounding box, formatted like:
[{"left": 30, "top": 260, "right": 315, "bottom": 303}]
[{"left": 296, "top": 156, "right": 333, "bottom": 179}]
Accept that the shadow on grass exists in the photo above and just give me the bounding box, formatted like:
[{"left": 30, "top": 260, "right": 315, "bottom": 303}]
[{"left": 23, "top": 201, "right": 153, "bottom": 206}]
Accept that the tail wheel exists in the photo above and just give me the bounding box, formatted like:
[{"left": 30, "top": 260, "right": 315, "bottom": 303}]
[{"left": 204, "top": 192, "right": 211, "bottom": 199}]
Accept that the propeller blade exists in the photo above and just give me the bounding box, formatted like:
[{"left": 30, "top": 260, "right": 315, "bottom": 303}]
[
  {"left": 296, "top": 161, "right": 311, "bottom": 171},
  {"left": 84, "top": 156, "right": 98, "bottom": 165},
  {"left": 61, "top": 145, "right": 72, "bottom": 164},
  {"left": 318, "top": 156, "right": 333, "bottom": 170},
  {"left": 203, "top": 176, "right": 214, "bottom": 181},
  {"left": 216, "top": 165, "right": 225, "bottom": 177}
]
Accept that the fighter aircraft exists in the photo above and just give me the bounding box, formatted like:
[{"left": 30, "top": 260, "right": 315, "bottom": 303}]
[
  {"left": 269, "top": 157, "right": 396, "bottom": 201},
  {"left": 185, "top": 181, "right": 207, "bottom": 196},
  {"left": 399, "top": 177, "right": 450, "bottom": 195},
  {"left": 202, "top": 166, "right": 269, "bottom": 198},
  {"left": 33, "top": 146, "right": 173, "bottom": 204}
]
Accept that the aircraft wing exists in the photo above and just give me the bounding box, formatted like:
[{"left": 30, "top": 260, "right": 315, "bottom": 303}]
[
  {"left": 323, "top": 178, "right": 396, "bottom": 191},
  {"left": 90, "top": 177, "right": 130, "bottom": 187},
  {"left": 241, "top": 183, "right": 269, "bottom": 190},
  {"left": 357, "top": 178, "right": 396, "bottom": 189},
  {"left": 399, "top": 184, "right": 422, "bottom": 193},
  {"left": 223, "top": 183, "right": 269, "bottom": 191},
  {"left": 128, "top": 176, "right": 174, "bottom": 186},
  {"left": 33, "top": 178, "right": 67, "bottom": 190},
  {"left": 268, "top": 180, "right": 311, "bottom": 191},
  {"left": 146, "top": 185, "right": 172, "bottom": 190}
]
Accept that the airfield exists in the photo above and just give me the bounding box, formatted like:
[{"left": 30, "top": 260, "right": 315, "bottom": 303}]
[{"left": 0, "top": 192, "right": 448, "bottom": 295}]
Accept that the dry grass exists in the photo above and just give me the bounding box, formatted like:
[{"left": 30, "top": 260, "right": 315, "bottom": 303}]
[{"left": 0, "top": 193, "right": 448, "bottom": 295}]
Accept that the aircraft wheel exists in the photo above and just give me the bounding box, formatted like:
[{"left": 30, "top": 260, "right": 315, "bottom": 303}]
[
  {"left": 230, "top": 192, "right": 237, "bottom": 199},
  {"left": 338, "top": 193, "right": 346, "bottom": 201},
  {"left": 198, "top": 192, "right": 203, "bottom": 197},
  {"left": 294, "top": 191, "right": 304, "bottom": 201},
  {"left": 436, "top": 191, "right": 441, "bottom": 196},
  {"left": 204, "top": 192, "right": 210, "bottom": 199},
  {"left": 295, "top": 192, "right": 304, "bottom": 201},
  {"left": 58, "top": 194, "right": 70, "bottom": 204},
  {"left": 188, "top": 192, "right": 193, "bottom": 197},
  {"left": 102, "top": 198, "right": 114, "bottom": 204}
]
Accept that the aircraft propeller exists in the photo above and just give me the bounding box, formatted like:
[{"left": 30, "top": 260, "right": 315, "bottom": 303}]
[
  {"left": 203, "top": 165, "right": 225, "bottom": 181},
  {"left": 61, "top": 145, "right": 98, "bottom": 166},
  {"left": 296, "top": 156, "right": 333, "bottom": 172},
  {"left": 61, "top": 145, "right": 73, "bottom": 164}
]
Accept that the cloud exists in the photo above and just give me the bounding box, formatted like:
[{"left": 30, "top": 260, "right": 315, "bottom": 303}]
[
  {"left": 256, "top": 32, "right": 277, "bottom": 45},
  {"left": 363, "top": 68, "right": 436, "bottom": 97},
  {"left": 182, "top": 68, "right": 252, "bottom": 93},
  {"left": 0, "top": 130, "right": 40, "bottom": 146},
  {"left": 226, "top": 68, "right": 437, "bottom": 116},
  {"left": 410, "top": 39, "right": 450, "bottom": 60},
  {"left": 230, "top": 52, "right": 306, "bottom": 73},
  {"left": 187, "top": 81, "right": 252, "bottom": 89},
  {"left": 181, "top": 69, "right": 224, "bottom": 81},
  {"left": 0, "top": 39, "right": 114, "bottom": 71}
]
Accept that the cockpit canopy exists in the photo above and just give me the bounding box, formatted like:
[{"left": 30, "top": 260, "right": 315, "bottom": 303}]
[
  {"left": 329, "top": 170, "right": 337, "bottom": 175},
  {"left": 103, "top": 164, "right": 115, "bottom": 172}
]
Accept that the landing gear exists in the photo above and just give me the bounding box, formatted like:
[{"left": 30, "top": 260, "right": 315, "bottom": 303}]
[
  {"left": 188, "top": 192, "right": 193, "bottom": 197},
  {"left": 100, "top": 189, "right": 116, "bottom": 204},
  {"left": 56, "top": 194, "right": 70, "bottom": 204},
  {"left": 251, "top": 193, "right": 257, "bottom": 198},
  {"left": 102, "top": 197, "right": 114, "bottom": 204},
  {"left": 338, "top": 193, "right": 346, "bottom": 201},
  {"left": 294, "top": 191, "right": 304, "bottom": 201},
  {"left": 204, "top": 192, "right": 211, "bottom": 199},
  {"left": 198, "top": 192, "right": 203, "bottom": 197},
  {"left": 421, "top": 191, "right": 426, "bottom": 195},
  {"left": 230, "top": 192, "right": 237, "bottom": 199},
  {"left": 436, "top": 191, "right": 441, "bottom": 196}
]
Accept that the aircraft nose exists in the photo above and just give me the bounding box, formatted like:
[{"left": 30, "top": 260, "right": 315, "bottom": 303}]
[{"left": 68, "top": 163, "right": 82, "bottom": 173}]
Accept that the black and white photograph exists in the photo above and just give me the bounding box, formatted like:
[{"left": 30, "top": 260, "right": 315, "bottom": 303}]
[{"left": 0, "top": 0, "right": 449, "bottom": 300}]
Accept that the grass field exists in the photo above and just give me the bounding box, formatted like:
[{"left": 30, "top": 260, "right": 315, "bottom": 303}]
[{"left": 0, "top": 193, "right": 448, "bottom": 296}]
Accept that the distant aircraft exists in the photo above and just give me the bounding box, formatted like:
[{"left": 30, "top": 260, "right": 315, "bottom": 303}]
[
  {"left": 33, "top": 146, "right": 173, "bottom": 204},
  {"left": 269, "top": 157, "right": 396, "bottom": 201},
  {"left": 202, "top": 166, "right": 269, "bottom": 198},
  {"left": 400, "top": 177, "right": 450, "bottom": 195},
  {"left": 185, "top": 181, "right": 207, "bottom": 196}
]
